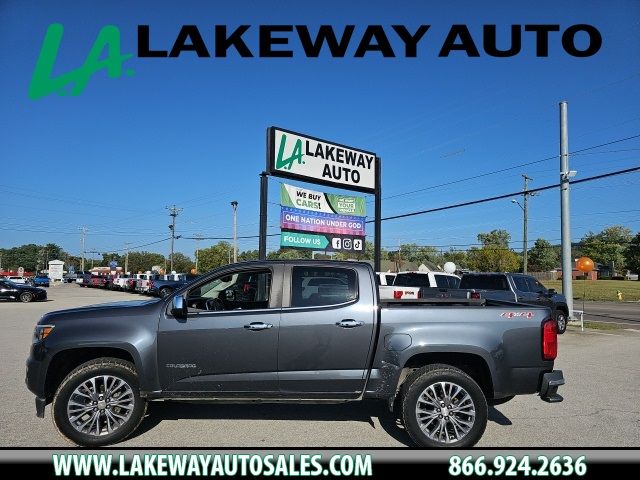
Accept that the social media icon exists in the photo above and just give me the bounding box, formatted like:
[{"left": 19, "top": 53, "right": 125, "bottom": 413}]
[
  {"left": 353, "top": 239, "right": 363, "bottom": 250},
  {"left": 343, "top": 239, "right": 352, "bottom": 250},
  {"left": 332, "top": 238, "right": 342, "bottom": 249}
]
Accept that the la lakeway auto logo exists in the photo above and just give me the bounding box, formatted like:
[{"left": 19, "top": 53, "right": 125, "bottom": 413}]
[
  {"left": 29, "top": 24, "right": 133, "bottom": 100},
  {"left": 29, "top": 22, "right": 602, "bottom": 99}
]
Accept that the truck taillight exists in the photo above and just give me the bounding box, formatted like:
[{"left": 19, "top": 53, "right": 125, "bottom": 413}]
[
  {"left": 393, "top": 291, "right": 403, "bottom": 299},
  {"left": 470, "top": 291, "right": 481, "bottom": 299},
  {"left": 542, "top": 319, "right": 558, "bottom": 360}
]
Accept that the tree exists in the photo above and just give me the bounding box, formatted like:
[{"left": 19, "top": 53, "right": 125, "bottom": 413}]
[
  {"left": 580, "top": 225, "right": 632, "bottom": 271},
  {"left": 170, "top": 252, "right": 194, "bottom": 273},
  {"left": 467, "top": 229, "right": 520, "bottom": 272},
  {"left": 528, "top": 239, "right": 560, "bottom": 271},
  {"left": 398, "top": 244, "right": 443, "bottom": 265},
  {"left": 625, "top": 233, "right": 640, "bottom": 277},
  {"left": 443, "top": 249, "right": 469, "bottom": 269},
  {"left": 0, "top": 243, "right": 68, "bottom": 272},
  {"left": 126, "top": 251, "right": 166, "bottom": 273},
  {"left": 238, "top": 249, "right": 259, "bottom": 261},
  {"left": 197, "top": 242, "right": 233, "bottom": 271}
]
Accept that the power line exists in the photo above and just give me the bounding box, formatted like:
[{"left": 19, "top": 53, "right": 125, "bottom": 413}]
[
  {"left": 376, "top": 133, "right": 640, "bottom": 202},
  {"left": 182, "top": 166, "right": 639, "bottom": 242},
  {"left": 375, "top": 166, "right": 640, "bottom": 223}
]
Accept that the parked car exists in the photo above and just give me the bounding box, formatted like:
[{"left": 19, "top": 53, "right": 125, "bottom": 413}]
[
  {"left": 32, "top": 275, "right": 50, "bottom": 287},
  {"left": 0, "top": 279, "right": 47, "bottom": 302},
  {"left": 379, "top": 271, "right": 460, "bottom": 299},
  {"left": 6, "top": 275, "right": 27, "bottom": 284},
  {"left": 459, "top": 273, "right": 570, "bottom": 333},
  {"left": 76, "top": 272, "right": 92, "bottom": 286},
  {"left": 147, "top": 274, "right": 200, "bottom": 298},
  {"left": 27, "top": 260, "right": 563, "bottom": 447},
  {"left": 376, "top": 272, "right": 396, "bottom": 286},
  {"left": 135, "top": 273, "right": 162, "bottom": 294}
]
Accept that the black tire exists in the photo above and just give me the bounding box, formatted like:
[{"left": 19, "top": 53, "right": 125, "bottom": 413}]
[
  {"left": 401, "top": 364, "right": 488, "bottom": 448},
  {"left": 19, "top": 292, "right": 33, "bottom": 303},
  {"left": 555, "top": 309, "right": 567, "bottom": 334},
  {"left": 159, "top": 287, "right": 173, "bottom": 298},
  {"left": 52, "top": 358, "right": 146, "bottom": 446}
]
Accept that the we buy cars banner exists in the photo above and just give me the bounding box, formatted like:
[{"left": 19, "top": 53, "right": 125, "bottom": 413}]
[{"left": 279, "top": 184, "right": 366, "bottom": 252}]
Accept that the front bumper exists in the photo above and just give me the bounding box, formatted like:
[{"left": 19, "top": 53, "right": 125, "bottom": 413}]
[{"left": 539, "top": 370, "right": 564, "bottom": 403}]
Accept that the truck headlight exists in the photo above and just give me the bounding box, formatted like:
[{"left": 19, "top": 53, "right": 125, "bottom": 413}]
[{"left": 34, "top": 325, "right": 55, "bottom": 341}]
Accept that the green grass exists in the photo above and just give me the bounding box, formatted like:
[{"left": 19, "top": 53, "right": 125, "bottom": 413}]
[
  {"left": 541, "top": 279, "right": 640, "bottom": 302},
  {"left": 582, "top": 321, "right": 623, "bottom": 331}
]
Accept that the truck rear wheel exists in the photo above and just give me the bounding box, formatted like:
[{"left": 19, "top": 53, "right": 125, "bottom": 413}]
[
  {"left": 52, "top": 358, "right": 146, "bottom": 446},
  {"left": 555, "top": 310, "right": 567, "bottom": 334},
  {"left": 401, "top": 364, "right": 487, "bottom": 448}
]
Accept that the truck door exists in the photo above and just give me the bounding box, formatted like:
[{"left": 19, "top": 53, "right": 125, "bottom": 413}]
[
  {"left": 526, "top": 276, "right": 555, "bottom": 309},
  {"left": 511, "top": 275, "right": 537, "bottom": 303},
  {"left": 157, "top": 265, "right": 283, "bottom": 395},
  {"left": 277, "top": 265, "right": 376, "bottom": 399}
]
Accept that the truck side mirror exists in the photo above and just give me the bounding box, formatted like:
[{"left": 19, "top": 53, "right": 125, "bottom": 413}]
[
  {"left": 547, "top": 288, "right": 556, "bottom": 296},
  {"left": 171, "top": 295, "right": 187, "bottom": 319}
]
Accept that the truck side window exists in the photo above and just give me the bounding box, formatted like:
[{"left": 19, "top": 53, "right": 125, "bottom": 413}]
[
  {"left": 186, "top": 269, "right": 272, "bottom": 312},
  {"left": 512, "top": 276, "right": 530, "bottom": 292},
  {"left": 291, "top": 267, "right": 358, "bottom": 307},
  {"left": 526, "top": 277, "right": 547, "bottom": 294}
]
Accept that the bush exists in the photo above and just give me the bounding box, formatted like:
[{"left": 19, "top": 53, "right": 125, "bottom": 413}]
[
  {"left": 611, "top": 276, "right": 626, "bottom": 281},
  {"left": 598, "top": 276, "right": 610, "bottom": 280}
]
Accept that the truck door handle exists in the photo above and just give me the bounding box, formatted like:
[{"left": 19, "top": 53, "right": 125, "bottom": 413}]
[
  {"left": 335, "top": 319, "right": 364, "bottom": 328},
  {"left": 244, "top": 322, "right": 273, "bottom": 331}
]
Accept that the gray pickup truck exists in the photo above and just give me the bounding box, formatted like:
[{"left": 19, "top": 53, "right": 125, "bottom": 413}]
[
  {"left": 459, "top": 273, "right": 570, "bottom": 334},
  {"left": 26, "top": 260, "right": 564, "bottom": 447}
]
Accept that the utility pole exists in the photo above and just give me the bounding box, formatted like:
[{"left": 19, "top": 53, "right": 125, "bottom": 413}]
[
  {"left": 79, "top": 227, "right": 87, "bottom": 271},
  {"left": 194, "top": 234, "right": 203, "bottom": 273},
  {"left": 512, "top": 176, "right": 537, "bottom": 274},
  {"left": 560, "top": 101, "right": 575, "bottom": 318},
  {"left": 166, "top": 205, "right": 183, "bottom": 272},
  {"left": 124, "top": 242, "right": 130, "bottom": 273},
  {"left": 231, "top": 201, "right": 238, "bottom": 263},
  {"left": 522, "top": 175, "right": 530, "bottom": 274}
]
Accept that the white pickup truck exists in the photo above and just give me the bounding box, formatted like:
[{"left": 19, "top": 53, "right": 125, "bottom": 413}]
[{"left": 379, "top": 271, "right": 461, "bottom": 299}]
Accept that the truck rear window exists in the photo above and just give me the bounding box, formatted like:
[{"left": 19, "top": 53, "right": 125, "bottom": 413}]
[
  {"left": 459, "top": 274, "right": 509, "bottom": 290},
  {"left": 292, "top": 267, "right": 357, "bottom": 307},
  {"left": 394, "top": 273, "right": 430, "bottom": 287}
]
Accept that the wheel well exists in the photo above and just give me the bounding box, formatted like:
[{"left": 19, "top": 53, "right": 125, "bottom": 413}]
[
  {"left": 45, "top": 348, "right": 135, "bottom": 400},
  {"left": 398, "top": 352, "right": 494, "bottom": 399},
  {"left": 556, "top": 305, "right": 569, "bottom": 316}
]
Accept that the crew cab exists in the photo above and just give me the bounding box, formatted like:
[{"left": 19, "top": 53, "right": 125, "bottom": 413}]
[
  {"left": 26, "top": 260, "right": 564, "bottom": 447},
  {"left": 459, "top": 273, "right": 570, "bottom": 334}
]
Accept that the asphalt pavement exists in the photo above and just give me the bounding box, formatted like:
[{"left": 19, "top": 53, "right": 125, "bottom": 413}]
[
  {"left": 1, "top": 284, "right": 639, "bottom": 448},
  {"left": 574, "top": 300, "right": 640, "bottom": 329}
]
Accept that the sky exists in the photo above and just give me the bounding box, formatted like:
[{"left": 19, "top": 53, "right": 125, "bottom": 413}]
[{"left": 1, "top": 0, "right": 639, "bottom": 263}]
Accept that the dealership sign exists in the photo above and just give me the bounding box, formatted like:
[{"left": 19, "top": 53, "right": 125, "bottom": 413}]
[
  {"left": 280, "top": 184, "right": 366, "bottom": 216},
  {"left": 268, "top": 127, "right": 377, "bottom": 192},
  {"left": 281, "top": 231, "right": 365, "bottom": 252},
  {"left": 281, "top": 206, "right": 365, "bottom": 236}
]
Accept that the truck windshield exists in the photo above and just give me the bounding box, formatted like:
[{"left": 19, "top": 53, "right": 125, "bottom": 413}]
[{"left": 459, "top": 274, "right": 510, "bottom": 290}]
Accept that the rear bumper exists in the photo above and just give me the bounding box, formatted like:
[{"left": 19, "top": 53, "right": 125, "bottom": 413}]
[{"left": 539, "top": 370, "right": 564, "bottom": 403}]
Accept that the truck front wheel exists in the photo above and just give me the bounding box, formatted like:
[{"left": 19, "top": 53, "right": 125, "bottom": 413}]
[
  {"left": 401, "top": 364, "right": 488, "bottom": 448},
  {"left": 52, "top": 358, "right": 147, "bottom": 446}
]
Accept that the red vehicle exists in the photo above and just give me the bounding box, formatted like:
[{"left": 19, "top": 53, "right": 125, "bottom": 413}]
[{"left": 88, "top": 275, "right": 109, "bottom": 288}]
